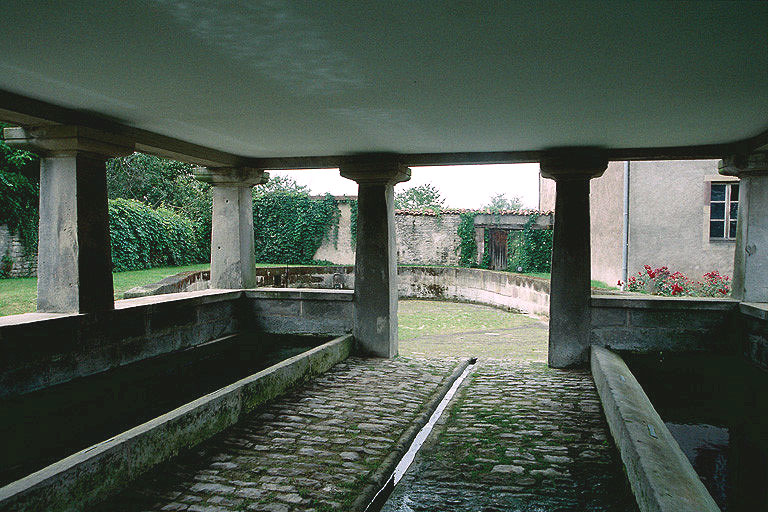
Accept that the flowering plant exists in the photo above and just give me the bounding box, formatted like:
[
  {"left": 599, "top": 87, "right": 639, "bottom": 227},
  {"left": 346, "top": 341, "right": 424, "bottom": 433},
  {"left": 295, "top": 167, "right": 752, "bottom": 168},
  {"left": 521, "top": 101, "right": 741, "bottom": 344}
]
[{"left": 625, "top": 266, "right": 730, "bottom": 297}]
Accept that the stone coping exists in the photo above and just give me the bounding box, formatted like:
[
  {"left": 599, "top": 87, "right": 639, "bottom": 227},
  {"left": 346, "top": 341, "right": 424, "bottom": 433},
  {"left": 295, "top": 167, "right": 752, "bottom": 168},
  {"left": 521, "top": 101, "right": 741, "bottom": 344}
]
[
  {"left": 245, "top": 287, "right": 354, "bottom": 301},
  {"left": 740, "top": 301, "right": 768, "bottom": 321},
  {"left": 590, "top": 345, "right": 719, "bottom": 512},
  {"left": 0, "top": 288, "right": 358, "bottom": 328},
  {"left": 0, "top": 290, "right": 243, "bottom": 328},
  {"left": 591, "top": 294, "right": 739, "bottom": 310},
  {"left": 0, "top": 312, "right": 70, "bottom": 327},
  {"left": 0, "top": 334, "right": 354, "bottom": 512},
  {"left": 116, "top": 288, "right": 243, "bottom": 309}
]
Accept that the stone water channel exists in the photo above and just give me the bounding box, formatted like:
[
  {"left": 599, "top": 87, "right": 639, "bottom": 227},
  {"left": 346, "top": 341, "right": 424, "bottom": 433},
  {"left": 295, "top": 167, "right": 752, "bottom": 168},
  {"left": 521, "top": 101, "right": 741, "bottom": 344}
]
[{"left": 74, "top": 301, "right": 636, "bottom": 512}]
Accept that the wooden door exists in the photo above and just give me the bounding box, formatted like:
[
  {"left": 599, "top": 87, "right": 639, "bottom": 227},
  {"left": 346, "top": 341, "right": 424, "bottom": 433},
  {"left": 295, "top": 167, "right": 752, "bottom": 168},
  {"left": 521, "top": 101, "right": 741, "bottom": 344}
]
[{"left": 489, "top": 229, "right": 508, "bottom": 270}]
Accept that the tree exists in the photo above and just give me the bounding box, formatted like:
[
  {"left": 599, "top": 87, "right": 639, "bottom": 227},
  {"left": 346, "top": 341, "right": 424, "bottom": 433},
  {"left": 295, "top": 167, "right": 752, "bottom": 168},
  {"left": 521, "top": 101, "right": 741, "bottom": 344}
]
[
  {"left": 253, "top": 175, "right": 310, "bottom": 196},
  {"left": 483, "top": 193, "right": 523, "bottom": 212},
  {"left": 0, "top": 126, "right": 39, "bottom": 256},
  {"left": 394, "top": 184, "right": 445, "bottom": 210},
  {"left": 106, "top": 153, "right": 209, "bottom": 216},
  {"left": 106, "top": 153, "right": 213, "bottom": 259}
]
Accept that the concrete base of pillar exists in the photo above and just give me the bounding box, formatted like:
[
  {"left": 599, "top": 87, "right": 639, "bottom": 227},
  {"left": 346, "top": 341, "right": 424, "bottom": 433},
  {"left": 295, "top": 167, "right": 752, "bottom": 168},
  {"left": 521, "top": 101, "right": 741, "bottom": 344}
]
[
  {"left": 210, "top": 186, "right": 256, "bottom": 289},
  {"left": 196, "top": 167, "right": 267, "bottom": 290},
  {"left": 341, "top": 158, "right": 410, "bottom": 358},
  {"left": 352, "top": 183, "right": 399, "bottom": 357},
  {"left": 541, "top": 148, "right": 607, "bottom": 368},
  {"left": 37, "top": 154, "right": 115, "bottom": 313}
]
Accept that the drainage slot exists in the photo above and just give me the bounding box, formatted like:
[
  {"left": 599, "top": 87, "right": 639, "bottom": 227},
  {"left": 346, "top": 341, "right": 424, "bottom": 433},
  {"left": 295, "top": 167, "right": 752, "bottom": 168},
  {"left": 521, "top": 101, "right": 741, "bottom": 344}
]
[{"left": 364, "top": 357, "right": 477, "bottom": 512}]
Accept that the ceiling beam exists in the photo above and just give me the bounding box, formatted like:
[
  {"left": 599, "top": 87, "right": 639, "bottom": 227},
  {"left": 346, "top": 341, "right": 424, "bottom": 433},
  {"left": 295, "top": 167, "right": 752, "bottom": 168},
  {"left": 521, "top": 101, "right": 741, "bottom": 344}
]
[
  {"left": 0, "top": 90, "right": 246, "bottom": 168},
  {"left": 1, "top": 89, "right": 765, "bottom": 169}
]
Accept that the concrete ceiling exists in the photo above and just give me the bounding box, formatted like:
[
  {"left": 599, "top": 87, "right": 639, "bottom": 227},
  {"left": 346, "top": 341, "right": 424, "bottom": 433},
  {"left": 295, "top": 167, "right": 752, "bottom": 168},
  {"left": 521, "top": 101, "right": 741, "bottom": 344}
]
[{"left": 0, "top": 1, "right": 766, "bottom": 160}]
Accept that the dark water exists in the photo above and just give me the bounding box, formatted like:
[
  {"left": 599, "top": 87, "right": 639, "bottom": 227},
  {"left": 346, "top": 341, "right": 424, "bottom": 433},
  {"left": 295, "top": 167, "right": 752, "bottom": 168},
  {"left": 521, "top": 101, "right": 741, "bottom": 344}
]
[
  {"left": 0, "top": 332, "right": 328, "bottom": 486},
  {"left": 626, "top": 353, "right": 768, "bottom": 511}
]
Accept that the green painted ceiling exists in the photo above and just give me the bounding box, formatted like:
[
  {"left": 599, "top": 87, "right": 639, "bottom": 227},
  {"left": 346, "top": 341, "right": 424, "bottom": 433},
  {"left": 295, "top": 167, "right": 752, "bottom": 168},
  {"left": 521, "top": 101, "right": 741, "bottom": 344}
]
[{"left": 0, "top": 1, "right": 766, "bottom": 157}]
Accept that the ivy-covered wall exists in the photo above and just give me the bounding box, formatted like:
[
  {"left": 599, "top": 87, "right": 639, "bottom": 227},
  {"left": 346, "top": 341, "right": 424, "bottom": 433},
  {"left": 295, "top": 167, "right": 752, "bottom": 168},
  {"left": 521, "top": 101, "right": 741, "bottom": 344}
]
[
  {"left": 314, "top": 209, "right": 552, "bottom": 269},
  {"left": 253, "top": 192, "right": 340, "bottom": 264},
  {"left": 507, "top": 216, "right": 553, "bottom": 273}
]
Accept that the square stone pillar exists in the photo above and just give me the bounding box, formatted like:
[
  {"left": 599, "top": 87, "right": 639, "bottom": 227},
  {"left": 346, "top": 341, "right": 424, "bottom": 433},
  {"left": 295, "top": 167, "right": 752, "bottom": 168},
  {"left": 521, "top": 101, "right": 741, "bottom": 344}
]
[
  {"left": 3, "top": 126, "right": 133, "bottom": 313},
  {"left": 340, "top": 158, "right": 411, "bottom": 358},
  {"left": 195, "top": 167, "right": 268, "bottom": 289},
  {"left": 720, "top": 153, "right": 768, "bottom": 302},
  {"left": 540, "top": 149, "right": 607, "bottom": 368}
]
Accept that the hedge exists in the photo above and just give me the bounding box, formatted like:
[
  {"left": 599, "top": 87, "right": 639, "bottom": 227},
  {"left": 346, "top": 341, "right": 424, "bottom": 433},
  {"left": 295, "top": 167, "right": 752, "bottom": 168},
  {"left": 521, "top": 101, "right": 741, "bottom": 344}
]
[{"left": 109, "top": 198, "right": 206, "bottom": 271}]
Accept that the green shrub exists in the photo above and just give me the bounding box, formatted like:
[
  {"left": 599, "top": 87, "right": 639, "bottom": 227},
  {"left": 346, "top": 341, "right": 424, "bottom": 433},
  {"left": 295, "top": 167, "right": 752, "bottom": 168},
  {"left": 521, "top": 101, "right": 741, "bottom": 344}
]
[{"left": 109, "top": 198, "right": 205, "bottom": 271}]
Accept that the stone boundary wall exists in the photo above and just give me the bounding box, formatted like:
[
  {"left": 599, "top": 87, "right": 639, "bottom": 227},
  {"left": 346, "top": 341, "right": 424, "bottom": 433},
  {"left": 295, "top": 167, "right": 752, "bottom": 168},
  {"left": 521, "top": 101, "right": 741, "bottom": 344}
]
[
  {"left": 142, "top": 266, "right": 552, "bottom": 316},
  {"left": 311, "top": 211, "right": 466, "bottom": 266},
  {"left": 0, "top": 335, "right": 354, "bottom": 512},
  {"left": 0, "top": 225, "right": 36, "bottom": 277},
  {"left": 395, "top": 213, "right": 463, "bottom": 266},
  {"left": 398, "top": 266, "right": 551, "bottom": 316},
  {"left": 0, "top": 289, "right": 354, "bottom": 399},
  {"left": 123, "top": 266, "right": 355, "bottom": 298},
  {"left": 123, "top": 270, "right": 211, "bottom": 298},
  {"left": 590, "top": 295, "right": 740, "bottom": 353}
]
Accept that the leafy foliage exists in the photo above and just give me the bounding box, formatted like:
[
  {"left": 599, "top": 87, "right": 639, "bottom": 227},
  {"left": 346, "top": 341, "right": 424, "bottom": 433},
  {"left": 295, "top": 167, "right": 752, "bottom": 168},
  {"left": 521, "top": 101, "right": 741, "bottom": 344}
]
[
  {"left": 0, "top": 129, "right": 39, "bottom": 255},
  {"left": 507, "top": 215, "right": 553, "bottom": 273},
  {"left": 457, "top": 212, "right": 478, "bottom": 267},
  {"left": 107, "top": 153, "right": 212, "bottom": 259},
  {"left": 109, "top": 198, "right": 206, "bottom": 271},
  {"left": 253, "top": 175, "right": 310, "bottom": 196},
  {"left": 252, "top": 191, "right": 340, "bottom": 264},
  {"left": 483, "top": 193, "right": 523, "bottom": 212},
  {"left": 395, "top": 184, "right": 445, "bottom": 210},
  {"left": 482, "top": 229, "right": 492, "bottom": 269}
]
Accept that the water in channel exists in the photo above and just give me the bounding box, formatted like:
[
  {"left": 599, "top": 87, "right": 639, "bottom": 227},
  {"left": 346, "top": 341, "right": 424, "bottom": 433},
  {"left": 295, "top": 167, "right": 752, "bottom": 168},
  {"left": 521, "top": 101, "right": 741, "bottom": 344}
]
[
  {"left": 626, "top": 353, "right": 768, "bottom": 511},
  {"left": 0, "top": 332, "right": 328, "bottom": 486}
]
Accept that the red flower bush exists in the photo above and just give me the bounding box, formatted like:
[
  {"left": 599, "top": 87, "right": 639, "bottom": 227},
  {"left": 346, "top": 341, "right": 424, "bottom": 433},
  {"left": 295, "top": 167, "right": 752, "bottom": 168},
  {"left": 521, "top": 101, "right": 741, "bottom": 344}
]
[{"left": 626, "top": 266, "right": 730, "bottom": 297}]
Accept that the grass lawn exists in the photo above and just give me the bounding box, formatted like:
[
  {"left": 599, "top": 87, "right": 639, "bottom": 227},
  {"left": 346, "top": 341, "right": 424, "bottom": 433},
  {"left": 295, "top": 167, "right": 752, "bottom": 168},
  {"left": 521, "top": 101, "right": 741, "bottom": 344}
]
[
  {"left": 0, "top": 262, "right": 345, "bottom": 317},
  {"left": 521, "top": 272, "right": 615, "bottom": 290},
  {"left": 0, "top": 264, "right": 212, "bottom": 317},
  {"left": 398, "top": 300, "right": 548, "bottom": 360}
]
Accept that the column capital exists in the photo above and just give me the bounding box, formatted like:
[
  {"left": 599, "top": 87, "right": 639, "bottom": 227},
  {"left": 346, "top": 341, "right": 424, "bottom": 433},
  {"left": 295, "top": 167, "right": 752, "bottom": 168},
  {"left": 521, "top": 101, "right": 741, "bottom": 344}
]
[
  {"left": 339, "top": 154, "right": 411, "bottom": 185},
  {"left": 719, "top": 152, "right": 768, "bottom": 177},
  {"left": 195, "top": 167, "right": 269, "bottom": 187},
  {"left": 2, "top": 125, "right": 134, "bottom": 159},
  {"left": 539, "top": 147, "right": 608, "bottom": 181}
]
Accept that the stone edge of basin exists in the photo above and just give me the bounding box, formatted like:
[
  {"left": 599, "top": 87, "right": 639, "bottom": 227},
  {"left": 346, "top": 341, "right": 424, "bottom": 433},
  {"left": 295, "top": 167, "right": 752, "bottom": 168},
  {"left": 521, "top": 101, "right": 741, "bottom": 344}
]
[
  {"left": 0, "top": 334, "right": 354, "bottom": 512},
  {"left": 590, "top": 345, "right": 720, "bottom": 512}
]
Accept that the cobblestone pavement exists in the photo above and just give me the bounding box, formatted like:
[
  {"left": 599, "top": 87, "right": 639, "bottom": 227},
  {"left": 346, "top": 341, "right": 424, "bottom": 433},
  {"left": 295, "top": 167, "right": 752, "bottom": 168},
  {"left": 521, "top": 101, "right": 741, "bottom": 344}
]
[
  {"left": 382, "top": 360, "right": 639, "bottom": 512},
  {"left": 93, "top": 357, "right": 460, "bottom": 512}
]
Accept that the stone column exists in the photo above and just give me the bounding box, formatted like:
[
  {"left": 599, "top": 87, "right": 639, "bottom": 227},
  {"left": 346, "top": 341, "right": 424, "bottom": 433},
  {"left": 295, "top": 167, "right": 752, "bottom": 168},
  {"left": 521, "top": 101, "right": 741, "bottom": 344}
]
[
  {"left": 720, "top": 153, "right": 768, "bottom": 302},
  {"left": 3, "top": 126, "right": 133, "bottom": 313},
  {"left": 540, "top": 149, "right": 607, "bottom": 368},
  {"left": 195, "top": 167, "right": 268, "bottom": 289},
  {"left": 340, "top": 158, "right": 410, "bottom": 357}
]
